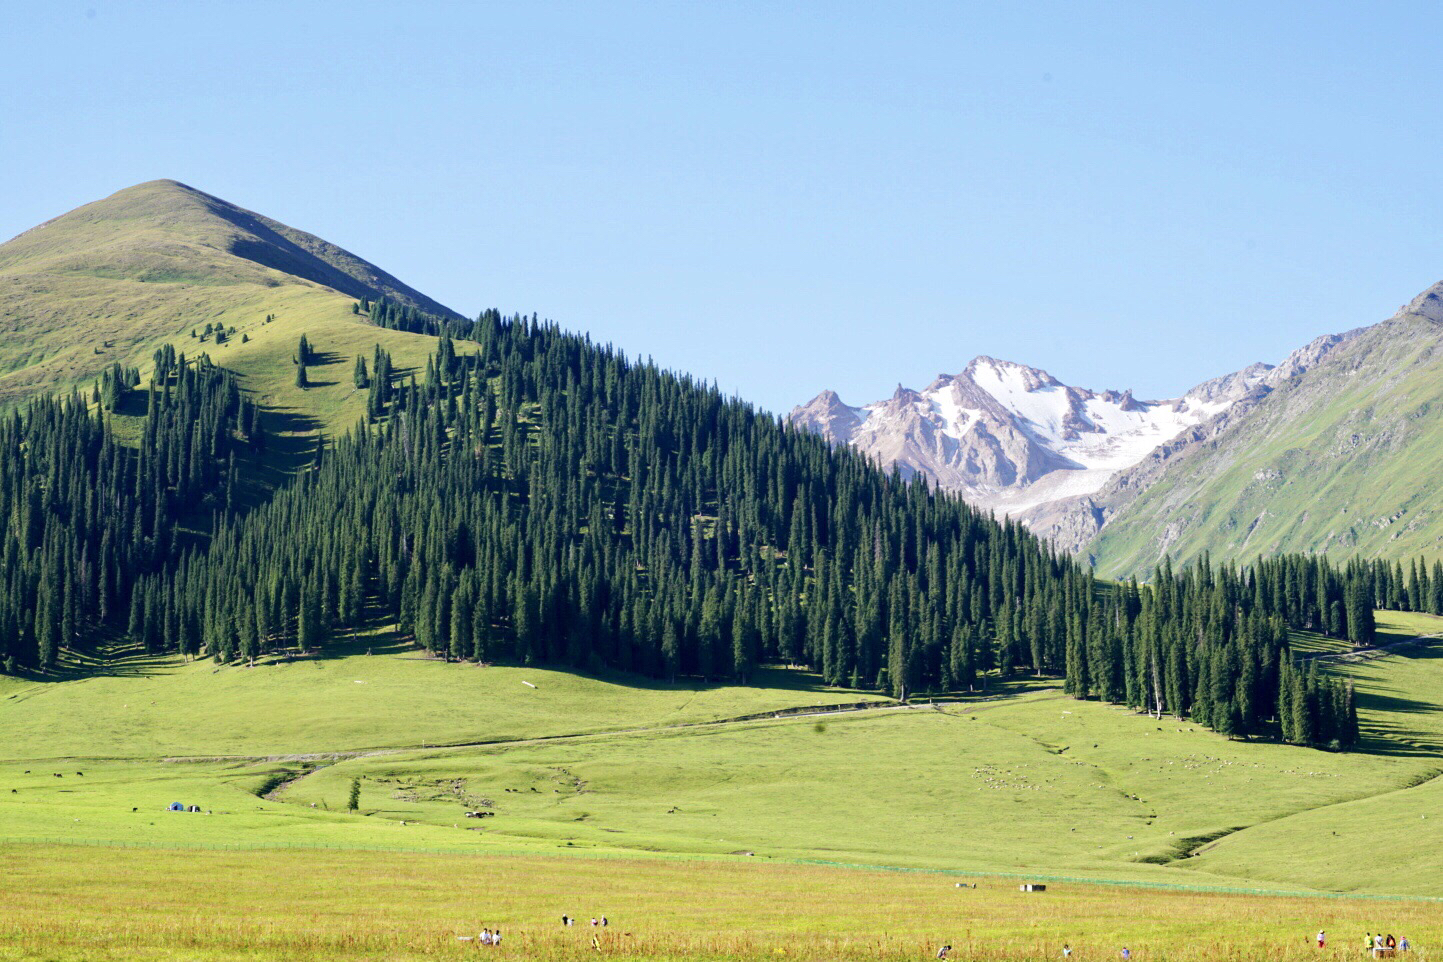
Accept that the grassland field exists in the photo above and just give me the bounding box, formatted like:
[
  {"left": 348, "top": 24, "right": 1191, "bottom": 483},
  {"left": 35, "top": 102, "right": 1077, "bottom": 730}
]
[
  {"left": 4, "top": 845, "right": 1439, "bottom": 962},
  {"left": 5, "top": 612, "right": 1443, "bottom": 960}
]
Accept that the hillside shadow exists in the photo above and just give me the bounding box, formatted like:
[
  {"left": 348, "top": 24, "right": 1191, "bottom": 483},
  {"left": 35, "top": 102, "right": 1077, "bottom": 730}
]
[
  {"left": 258, "top": 613, "right": 871, "bottom": 700},
  {"left": 246, "top": 405, "right": 323, "bottom": 487},
  {"left": 114, "top": 389, "right": 150, "bottom": 418}
]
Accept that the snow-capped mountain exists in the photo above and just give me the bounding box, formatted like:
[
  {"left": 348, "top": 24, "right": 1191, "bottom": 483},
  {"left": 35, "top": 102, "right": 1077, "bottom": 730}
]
[
  {"left": 790, "top": 356, "right": 1271, "bottom": 521},
  {"left": 791, "top": 336, "right": 1359, "bottom": 550}
]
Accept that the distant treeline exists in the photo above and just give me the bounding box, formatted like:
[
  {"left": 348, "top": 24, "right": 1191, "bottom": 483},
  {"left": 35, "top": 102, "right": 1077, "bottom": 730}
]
[{"left": 0, "top": 312, "right": 1404, "bottom": 749}]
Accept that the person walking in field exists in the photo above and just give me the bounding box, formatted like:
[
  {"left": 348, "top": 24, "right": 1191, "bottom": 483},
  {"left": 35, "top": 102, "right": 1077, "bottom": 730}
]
[
  {"left": 1063, "top": 944, "right": 1073, "bottom": 957},
  {"left": 1121, "top": 948, "right": 1131, "bottom": 961},
  {"left": 1400, "top": 936, "right": 1410, "bottom": 952},
  {"left": 935, "top": 945, "right": 951, "bottom": 959},
  {"left": 1318, "top": 930, "right": 1325, "bottom": 949}
]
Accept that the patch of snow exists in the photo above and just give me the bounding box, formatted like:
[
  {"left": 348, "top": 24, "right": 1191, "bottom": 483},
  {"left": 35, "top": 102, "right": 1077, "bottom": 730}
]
[
  {"left": 930, "top": 385, "right": 974, "bottom": 439},
  {"left": 968, "top": 359, "right": 1073, "bottom": 445}
]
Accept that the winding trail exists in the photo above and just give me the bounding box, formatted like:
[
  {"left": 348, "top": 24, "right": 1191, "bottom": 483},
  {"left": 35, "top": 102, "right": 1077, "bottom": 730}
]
[
  {"left": 167, "top": 688, "right": 1062, "bottom": 768},
  {"left": 1296, "top": 633, "right": 1443, "bottom": 663}
]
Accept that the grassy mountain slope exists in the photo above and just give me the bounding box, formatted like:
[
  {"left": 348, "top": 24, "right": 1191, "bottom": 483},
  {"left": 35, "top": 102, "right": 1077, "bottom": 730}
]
[
  {"left": 1090, "top": 286, "right": 1443, "bottom": 575},
  {"left": 0, "top": 179, "right": 460, "bottom": 419},
  {"left": 1186, "top": 611, "right": 1443, "bottom": 892}
]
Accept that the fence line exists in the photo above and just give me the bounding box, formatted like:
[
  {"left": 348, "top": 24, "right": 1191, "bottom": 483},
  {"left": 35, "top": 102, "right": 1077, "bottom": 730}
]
[{"left": 1, "top": 835, "right": 1439, "bottom": 904}]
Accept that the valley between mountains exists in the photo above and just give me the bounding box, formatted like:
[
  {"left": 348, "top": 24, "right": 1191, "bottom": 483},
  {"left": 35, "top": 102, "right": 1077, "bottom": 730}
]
[{"left": 3, "top": 180, "right": 1443, "bottom": 962}]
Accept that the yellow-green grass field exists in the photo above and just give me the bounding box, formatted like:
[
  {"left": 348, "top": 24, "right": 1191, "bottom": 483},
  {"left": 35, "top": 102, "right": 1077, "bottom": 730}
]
[
  {"left": 266, "top": 682, "right": 1428, "bottom": 890},
  {"left": 2, "top": 844, "right": 1437, "bottom": 962},
  {"left": 1185, "top": 612, "right": 1443, "bottom": 893}
]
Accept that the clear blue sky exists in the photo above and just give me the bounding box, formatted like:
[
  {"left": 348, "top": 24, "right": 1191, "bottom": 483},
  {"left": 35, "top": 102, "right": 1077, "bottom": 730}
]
[{"left": 5, "top": 2, "right": 1443, "bottom": 413}]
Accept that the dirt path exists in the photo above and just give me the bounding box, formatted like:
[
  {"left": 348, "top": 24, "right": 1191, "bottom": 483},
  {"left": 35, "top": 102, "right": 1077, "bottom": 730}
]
[
  {"left": 1297, "top": 633, "right": 1443, "bottom": 663},
  {"left": 245, "top": 688, "right": 1069, "bottom": 806},
  {"left": 165, "top": 687, "right": 1064, "bottom": 768}
]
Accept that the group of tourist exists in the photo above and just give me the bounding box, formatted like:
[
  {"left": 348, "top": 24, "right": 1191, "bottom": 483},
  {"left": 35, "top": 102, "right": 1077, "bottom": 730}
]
[
  {"left": 1318, "top": 931, "right": 1413, "bottom": 955},
  {"left": 936, "top": 931, "right": 1419, "bottom": 960},
  {"left": 460, "top": 928, "right": 502, "bottom": 946},
  {"left": 1358, "top": 932, "right": 1410, "bottom": 955}
]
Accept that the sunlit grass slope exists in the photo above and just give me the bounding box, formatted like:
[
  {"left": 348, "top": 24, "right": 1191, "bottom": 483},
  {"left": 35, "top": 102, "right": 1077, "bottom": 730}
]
[
  {"left": 0, "top": 636, "right": 884, "bottom": 759},
  {"left": 1090, "top": 304, "right": 1443, "bottom": 574},
  {"left": 1184, "top": 611, "right": 1443, "bottom": 892},
  {"left": 8, "top": 615, "right": 1443, "bottom": 893},
  {"left": 276, "top": 687, "right": 1425, "bottom": 887},
  {"left": 0, "top": 178, "right": 460, "bottom": 427}
]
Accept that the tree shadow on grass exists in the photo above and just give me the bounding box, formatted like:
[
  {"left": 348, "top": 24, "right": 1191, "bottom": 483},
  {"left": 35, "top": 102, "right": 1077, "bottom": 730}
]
[
  {"left": 17, "top": 642, "right": 189, "bottom": 685},
  {"left": 241, "top": 404, "right": 323, "bottom": 496}
]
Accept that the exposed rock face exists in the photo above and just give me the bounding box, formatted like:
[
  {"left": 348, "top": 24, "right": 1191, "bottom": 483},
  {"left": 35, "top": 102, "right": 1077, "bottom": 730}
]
[
  {"left": 791, "top": 356, "right": 1259, "bottom": 517},
  {"left": 790, "top": 335, "right": 1357, "bottom": 554}
]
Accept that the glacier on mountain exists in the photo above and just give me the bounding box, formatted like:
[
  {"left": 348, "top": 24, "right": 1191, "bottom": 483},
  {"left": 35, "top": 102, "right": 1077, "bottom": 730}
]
[
  {"left": 790, "top": 356, "right": 1264, "bottom": 518},
  {"left": 790, "top": 333, "right": 1357, "bottom": 552}
]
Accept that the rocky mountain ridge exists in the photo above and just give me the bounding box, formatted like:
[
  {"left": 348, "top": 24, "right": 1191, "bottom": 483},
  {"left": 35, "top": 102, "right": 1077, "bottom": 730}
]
[{"left": 790, "top": 334, "right": 1359, "bottom": 554}]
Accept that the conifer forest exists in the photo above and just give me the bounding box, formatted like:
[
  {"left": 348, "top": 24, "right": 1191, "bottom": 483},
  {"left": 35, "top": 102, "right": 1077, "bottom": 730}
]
[{"left": 5, "top": 309, "right": 1414, "bottom": 750}]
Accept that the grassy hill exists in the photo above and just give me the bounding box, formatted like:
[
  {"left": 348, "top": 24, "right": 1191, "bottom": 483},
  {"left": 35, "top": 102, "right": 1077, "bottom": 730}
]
[
  {"left": 0, "top": 179, "right": 462, "bottom": 442},
  {"left": 1089, "top": 287, "right": 1443, "bottom": 575}
]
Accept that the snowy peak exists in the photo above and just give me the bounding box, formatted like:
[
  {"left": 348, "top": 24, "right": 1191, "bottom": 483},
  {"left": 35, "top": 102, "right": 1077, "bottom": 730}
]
[
  {"left": 964, "top": 355, "right": 1062, "bottom": 393},
  {"left": 789, "top": 355, "right": 1274, "bottom": 520}
]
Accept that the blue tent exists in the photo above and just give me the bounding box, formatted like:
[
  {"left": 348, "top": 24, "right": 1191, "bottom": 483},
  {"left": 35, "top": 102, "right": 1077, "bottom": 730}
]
[{"left": 168, "top": 802, "right": 184, "bottom": 811}]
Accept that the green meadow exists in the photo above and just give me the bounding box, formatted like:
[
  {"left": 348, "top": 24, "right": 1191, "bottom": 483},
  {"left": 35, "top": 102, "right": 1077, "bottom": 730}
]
[
  {"left": 3, "top": 613, "right": 1443, "bottom": 893},
  {"left": 5, "top": 611, "right": 1443, "bottom": 961},
  {"left": 0, "top": 633, "right": 882, "bottom": 760}
]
